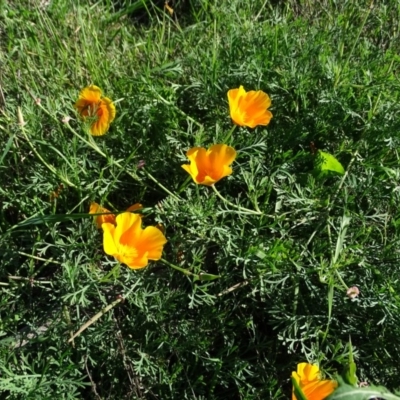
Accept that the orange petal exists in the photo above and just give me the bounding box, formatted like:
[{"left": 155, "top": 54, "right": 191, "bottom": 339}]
[
  {"left": 136, "top": 226, "right": 167, "bottom": 260},
  {"left": 78, "top": 85, "right": 102, "bottom": 103},
  {"left": 302, "top": 379, "right": 337, "bottom": 400},
  {"left": 126, "top": 203, "right": 143, "bottom": 212},
  {"left": 89, "top": 202, "right": 115, "bottom": 228},
  {"left": 209, "top": 144, "right": 236, "bottom": 167},
  {"left": 90, "top": 101, "right": 113, "bottom": 136},
  {"left": 207, "top": 144, "right": 236, "bottom": 183},
  {"left": 120, "top": 213, "right": 143, "bottom": 247},
  {"left": 102, "top": 96, "right": 116, "bottom": 123},
  {"left": 125, "top": 252, "right": 150, "bottom": 269},
  {"left": 114, "top": 212, "right": 137, "bottom": 245},
  {"left": 192, "top": 147, "right": 210, "bottom": 184}
]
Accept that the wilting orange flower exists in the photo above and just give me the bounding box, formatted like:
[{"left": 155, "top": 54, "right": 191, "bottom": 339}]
[
  {"left": 102, "top": 212, "right": 167, "bottom": 269},
  {"left": 227, "top": 85, "right": 272, "bottom": 128},
  {"left": 74, "top": 85, "right": 116, "bottom": 136},
  {"left": 181, "top": 144, "right": 237, "bottom": 186},
  {"left": 292, "top": 363, "right": 337, "bottom": 400},
  {"left": 90, "top": 202, "right": 142, "bottom": 229}
]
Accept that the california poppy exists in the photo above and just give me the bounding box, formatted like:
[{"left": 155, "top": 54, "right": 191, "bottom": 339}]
[
  {"left": 90, "top": 202, "right": 143, "bottom": 229},
  {"left": 292, "top": 363, "right": 337, "bottom": 400},
  {"left": 102, "top": 212, "right": 167, "bottom": 269},
  {"left": 74, "top": 85, "right": 116, "bottom": 136},
  {"left": 227, "top": 85, "right": 272, "bottom": 128},
  {"left": 181, "top": 144, "right": 237, "bottom": 186}
]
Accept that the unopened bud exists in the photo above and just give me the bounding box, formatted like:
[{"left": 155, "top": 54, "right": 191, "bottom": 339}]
[{"left": 17, "top": 107, "right": 26, "bottom": 126}]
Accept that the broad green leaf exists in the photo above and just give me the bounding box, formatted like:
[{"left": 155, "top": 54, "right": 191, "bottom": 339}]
[
  {"left": 314, "top": 150, "right": 345, "bottom": 177},
  {"left": 327, "top": 378, "right": 400, "bottom": 400}
]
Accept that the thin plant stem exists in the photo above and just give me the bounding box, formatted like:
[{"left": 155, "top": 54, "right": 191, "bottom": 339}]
[
  {"left": 160, "top": 258, "right": 198, "bottom": 278},
  {"left": 211, "top": 184, "right": 262, "bottom": 215},
  {"left": 223, "top": 125, "right": 237, "bottom": 143},
  {"left": 142, "top": 168, "right": 181, "bottom": 201},
  {"left": 335, "top": 269, "right": 349, "bottom": 290}
]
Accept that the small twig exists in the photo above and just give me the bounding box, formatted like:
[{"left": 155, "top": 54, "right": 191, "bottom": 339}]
[
  {"left": 114, "top": 317, "right": 143, "bottom": 398},
  {"left": 68, "top": 296, "right": 123, "bottom": 343},
  {"left": 85, "top": 355, "right": 101, "bottom": 400},
  {"left": 217, "top": 280, "right": 249, "bottom": 297},
  {"left": 18, "top": 251, "right": 62, "bottom": 265},
  {"left": 68, "top": 284, "right": 137, "bottom": 343}
]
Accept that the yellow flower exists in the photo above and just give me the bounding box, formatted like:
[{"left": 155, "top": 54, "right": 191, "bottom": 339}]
[
  {"left": 292, "top": 363, "right": 337, "bottom": 400},
  {"left": 74, "top": 85, "right": 116, "bottom": 136},
  {"left": 181, "top": 144, "right": 237, "bottom": 186},
  {"left": 227, "top": 85, "right": 272, "bottom": 128},
  {"left": 102, "top": 212, "right": 167, "bottom": 269},
  {"left": 90, "top": 202, "right": 143, "bottom": 229}
]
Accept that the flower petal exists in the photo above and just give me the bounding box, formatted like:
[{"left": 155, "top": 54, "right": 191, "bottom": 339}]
[
  {"left": 90, "top": 202, "right": 115, "bottom": 228},
  {"left": 136, "top": 226, "right": 167, "bottom": 260},
  {"left": 102, "top": 222, "right": 118, "bottom": 255},
  {"left": 302, "top": 379, "right": 337, "bottom": 400},
  {"left": 120, "top": 213, "right": 143, "bottom": 247},
  {"left": 102, "top": 96, "right": 116, "bottom": 123},
  {"left": 297, "top": 363, "right": 320, "bottom": 383},
  {"left": 114, "top": 212, "right": 137, "bottom": 245},
  {"left": 126, "top": 203, "right": 143, "bottom": 212},
  {"left": 125, "top": 252, "right": 150, "bottom": 269},
  {"left": 191, "top": 147, "right": 210, "bottom": 184},
  {"left": 79, "top": 85, "right": 102, "bottom": 102}
]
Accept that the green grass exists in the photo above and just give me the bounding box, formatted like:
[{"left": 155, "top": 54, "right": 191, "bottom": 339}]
[{"left": 1, "top": 0, "right": 400, "bottom": 398}]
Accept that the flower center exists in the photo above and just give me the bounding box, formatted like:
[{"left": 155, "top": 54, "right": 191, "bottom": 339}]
[{"left": 119, "top": 244, "right": 139, "bottom": 261}]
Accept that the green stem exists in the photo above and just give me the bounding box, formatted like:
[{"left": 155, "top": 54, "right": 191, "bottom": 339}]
[
  {"left": 177, "top": 176, "right": 192, "bottom": 194},
  {"left": 160, "top": 258, "right": 199, "bottom": 278},
  {"left": 335, "top": 269, "right": 349, "bottom": 290},
  {"left": 223, "top": 125, "right": 237, "bottom": 143},
  {"left": 142, "top": 168, "right": 181, "bottom": 201},
  {"left": 211, "top": 184, "right": 262, "bottom": 215}
]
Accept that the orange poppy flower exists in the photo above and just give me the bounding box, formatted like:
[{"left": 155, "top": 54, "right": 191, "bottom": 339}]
[
  {"left": 102, "top": 212, "right": 167, "bottom": 269},
  {"left": 227, "top": 85, "right": 272, "bottom": 128},
  {"left": 74, "top": 85, "right": 116, "bottom": 136},
  {"left": 292, "top": 363, "right": 337, "bottom": 400},
  {"left": 90, "top": 202, "right": 143, "bottom": 229},
  {"left": 181, "top": 144, "right": 237, "bottom": 186}
]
